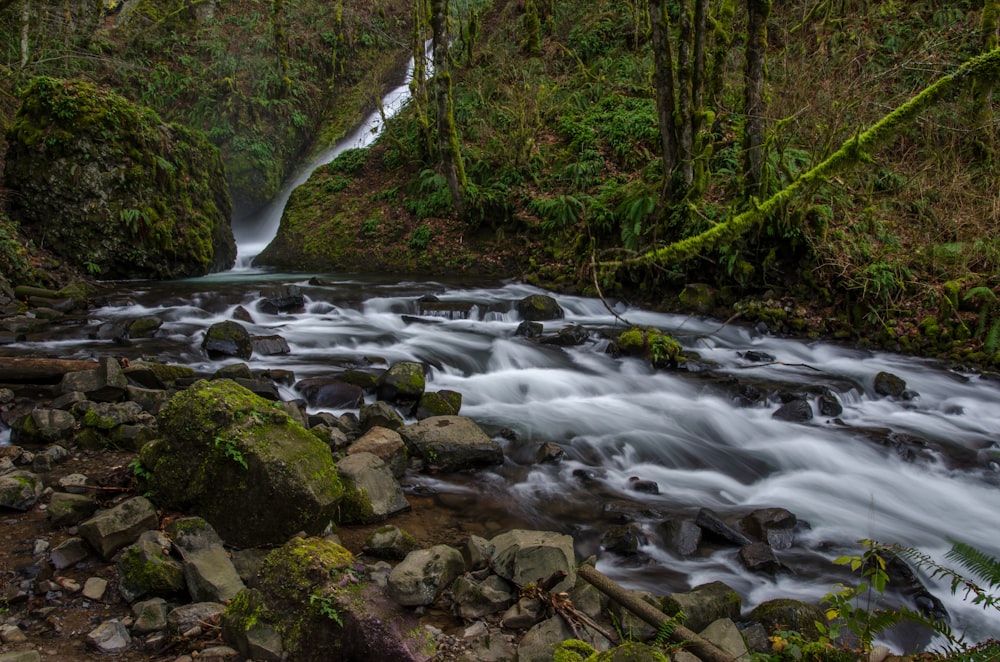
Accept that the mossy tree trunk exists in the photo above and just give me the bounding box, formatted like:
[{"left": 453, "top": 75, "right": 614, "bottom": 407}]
[
  {"left": 599, "top": 46, "right": 1000, "bottom": 272},
  {"left": 19, "top": 0, "right": 29, "bottom": 68},
  {"left": 431, "top": 0, "right": 466, "bottom": 215},
  {"left": 650, "top": 0, "right": 679, "bottom": 197},
  {"left": 522, "top": 0, "right": 541, "bottom": 56},
  {"left": 411, "top": 0, "right": 433, "bottom": 160},
  {"left": 743, "top": 0, "right": 770, "bottom": 199}
]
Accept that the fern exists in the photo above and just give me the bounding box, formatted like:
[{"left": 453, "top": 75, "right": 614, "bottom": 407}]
[
  {"left": 985, "top": 318, "right": 1000, "bottom": 354},
  {"left": 946, "top": 540, "right": 1000, "bottom": 593}
]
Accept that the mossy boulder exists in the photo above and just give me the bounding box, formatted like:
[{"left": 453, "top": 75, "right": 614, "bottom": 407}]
[
  {"left": 613, "top": 327, "right": 683, "bottom": 368},
  {"left": 140, "top": 379, "right": 342, "bottom": 547},
  {"left": 222, "top": 537, "right": 428, "bottom": 661},
  {"left": 3, "top": 76, "right": 235, "bottom": 279},
  {"left": 516, "top": 293, "right": 564, "bottom": 321}
]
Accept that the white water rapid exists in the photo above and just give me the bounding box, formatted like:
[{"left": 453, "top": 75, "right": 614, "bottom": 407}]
[{"left": 24, "top": 274, "right": 999, "bottom": 648}]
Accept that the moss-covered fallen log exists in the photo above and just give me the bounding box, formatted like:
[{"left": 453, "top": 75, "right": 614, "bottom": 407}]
[{"left": 600, "top": 46, "right": 1000, "bottom": 272}]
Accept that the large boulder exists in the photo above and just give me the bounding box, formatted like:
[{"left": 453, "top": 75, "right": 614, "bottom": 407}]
[
  {"left": 515, "top": 294, "right": 564, "bottom": 321},
  {"left": 489, "top": 530, "right": 576, "bottom": 593},
  {"left": 202, "top": 321, "right": 253, "bottom": 360},
  {"left": 222, "top": 537, "right": 430, "bottom": 662},
  {"left": 335, "top": 452, "right": 410, "bottom": 524},
  {"left": 139, "top": 379, "right": 342, "bottom": 547},
  {"left": 387, "top": 545, "right": 465, "bottom": 607},
  {"left": 376, "top": 361, "right": 426, "bottom": 411},
  {"left": 4, "top": 76, "right": 235, "bottom": 279},
  {"left": 401, "top": 416, "right": 503, "bottom": 472}
]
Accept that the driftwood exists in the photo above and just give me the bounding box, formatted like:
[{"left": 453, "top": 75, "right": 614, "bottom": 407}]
[
  {"left": 577, "top": 564, "right": 736, "bottom": 662},
  {"left": 0, "top": 357, "right": 98, "bottom": 383}
]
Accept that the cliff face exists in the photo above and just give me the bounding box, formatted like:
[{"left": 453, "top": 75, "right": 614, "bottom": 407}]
[{"left": 4, "top": 77, "right": 235, "bottom": 279}]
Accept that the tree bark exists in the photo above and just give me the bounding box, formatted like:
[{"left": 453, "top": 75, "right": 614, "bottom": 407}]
[
  {"left": 677, "top": 0, "right": 695, "bottom": 187},
  {"left": 0, "top": 357, "right": 98, "bottom": 383},
  {"left": 577, "top": 564, "right": 734, "bottom": 662},
  {"left": 650, "top": 0, "right": 679, "bottom": 197},
  {"left": 743, "top": 0, "right": 770, "bottom": 198},
  {"left": 431, "top": 0, "right": 466, "bottom": 215}
]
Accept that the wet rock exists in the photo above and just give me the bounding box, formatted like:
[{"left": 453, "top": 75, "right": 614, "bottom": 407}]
[
  {"left": 128, "top": 316, "right": 162, "bottom": 339},
  {"left": 741, "top": 507, "right": 796, "bottom": 550},
  {"left": 695, "top": 508, "right": 752, "bottom": 546},
  {"left": 86, "top": 618, "right": 131, "bottom": 654},
  {"left": 462, "top": 535, "right": 491, "bottom": 572},
  {"left": 516, "top": 294, "right": 564, "bottom": 321},
  {"left": 376, "top": 361, "right": 426, "bottom": 411},
  {"left": 748, "top": 598, "right": 826, "bottom": 639},
  {"left": 452, "top": 574, "right": 515, "bottom": 619},
  {"left": 362, "top": 525, "right": 421, "bottom": 560},
  {"left": 118, "top": 530, "right": 186, "bottom": 600},
  {"left": 600, "top": 523, "right": 646, "bottom": 555},
  {"left": 609, "top": 589, "right": 661, "bottom": 641},
  {"left": 232, "top": 377, "right": 280, "bottom": 401},
  {"left": 387, "top": 544, "right": 465, "bottom": 607},
  {"left": 489, "top": 529, "right": 576, "bottom": 593},
  {"left": 500, "top": 597, "right": 546, "bottom": 629},
  {"left": 348, "top": 426, "right": 408, "bottom": 478},
  {"left": 415, "top": 389, "right": 462, "bottom": 420},
  {"left": 251, "top": 334, "right": 290, "bottom": 356},
  {"left": 336, "top": 452, "right": 410, "bottom": 524},
  {"left": 142, "top": 379, "right": 342, "bottom": 547},
  {"left": 662, "top": 581, "right": 742, "bottom": 633},
  {"left": 700, "top": 618, "right": 750, "bottom": 659},
  {"left": 11, "top": 408, "right": 75, "bottom": 444},
  {"left": 184, "top": 545, "right": 246, "bottom": 603},
  {"left": 772, "top": 398, "right": 813, "bottom": 422},
  {"left": 232, "top": 305, "right": 254, "bottom": 324},
  {"left": 125, "top": 386, "right": 171, "bottom": 415},
  {"left": 79, "top": 496, "right": 158, "bottom": 560},
  {"left": 515, "top": 321, "right": 543, "bottom": 338},
  {"left": 48, "top": 492, "right": 97, "bottom": 527},
  {"left": 535, "top": 441, "right": 564, "bottom": 464},
  {"left": 257, "top": 284, "right": 305, "bottom": 314},
  {"left": 740, "top": 541, "right": 782, "bottom": 574},
  {"left": 295, "top": 377, "right": 365, "bottom": 409},
  {"left": 168, "top": 602, "right": 226, "bottom": 634},
  {"left": 627, "top": 476, "right": 660, "bottom": 494},
  {"left": 360, "top": 400, "right": 405, "bottom": 432},
  {"left": 873, "top": 370, "right": 906, "bottom": 397},
  {"left": 50, "top": 537, "right": 89, "bottom": 569},
  {"left": 518, "top": 614, "right": 611, "bottom": 662},
  {"left": 539, "top": 324, "right": 589, "bottom": 347},
  {"left": 402, "top": 415, "right": 503, "bottom": 472},
  {"left": 0, "top": 470, "right": 43, "bottom": 510},
  {"left": 60, "top": 357, "right": 128, "bottom": 402},
  {"left": 818, "top": 391, "right": 843, "bottom": 416},
  {"left": 202, "top": 321, "right": 253, "bottom": 360}
]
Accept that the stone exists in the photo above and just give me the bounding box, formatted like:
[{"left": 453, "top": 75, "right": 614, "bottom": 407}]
[
  {"left": 818, "top": 391, "right": 843, "bottom": 416},
  {"left": 336, "top": 452, "right": 410, "bottom": 524},
  {"left": 489, "top": 529, "right": 576, "bottom": 593},
  {"left": 748, "top": 598, "right": 826, "bottom": 640},
  {"left": 500, "top": 597, "right": 545, "bottom": 629},
  {"left": 118, "top": 530, "right": 186, "bottom": 599},
  {"left": 251, "top": 335, "right": 291, "bottom": 356},
  {"left": 516, "top": 294, "right": 564, "bottom": 321},
  {"left": 166, "top": 516, "right": 225, "bottom": 553},
  {"left": 362, "top": 525, "right": 421, "bottom": 560},
  {"left": 82, "top": 576, "right": 108, "bottom": 601},
  {"left": 0, "top": 470, "right": 43, "bottom": 511},
  {"left": 57, "top": 473, "right": 90, "bottom": 494},
  {"left": 132, "top": 597, "right": 169, "bottom": 634},
  {"left": 296, "top": 377, "right": 365, "bottom": 408},
  {"left": 168, "top": 602, "right": 226, "bottom": 634},
  {"left": 600, "top": 523, "right": 646, "bottom": 555},
  {"left": 141, "top": 379, "right": 342, "bottom": 547},
  {"left": 741, "top": 507, "right": 796, "bottom": 550},
  {"left": 184, "top": 546, "right": 246, "bottom": 603},
  {"left": 233, "top": 377, "right": 280, "bottom": 401},
  {"left": 50, "top": 537, "right": 89, "bottom": 569},
  {"left": 21, "top": 408, "right": 76, "bottom": 444},
  {"left": 48, "top": 492, "right": 97, "bottom": 527},
  {"left": 0, "top": 624, "right": 28, "bottom": 643},
  {"left": 0, "top": 652, "right": 40, "bottom": 662},
  {"left": 662, "top": 581, "right": 742, "bottom": 633},
  {"left": 202, "top": 321, "right": 253, "bottom": 360},
  {"left": 402, "top": 415, "right": 503, "bottom": 472},
  {"left": 695, "top": 508, "right": 752, "bottom": 546},
  {"left": 415, "top": 389, "right": 462, "bottom": 420},
  {"left": 874, "top": 371, "right": 907, "bottom": 397},
  {"left": 86, "top": 618, "right": 131, "bottom": 654},
  {"left": 258, "top": 284, "right": 305, "bottom": 314},
  {"left": 700, "top": 618, "right": 750, "bottom": 659},
  {"left": 517, "top": 615, "right": 610, "bottom": 662},
  {"left": 608, "top": 589, "right": 660, "bottom": 641},
  {"left": 515, "top": 321, "right": 543, "bottom": 337},
  {"left": 452, "top": 574, "right": 515, "bottom": 619},
  {"left": 348, "top": 426, "right": 408, "bottom": 478},
  {"left": 387, "top": 545, "right": 465, "bottom": 607},
  {"left": 661, "top": 517, "right": 703, "bottom": 556},
  {"left": 359, "top": 400, "right": 405, "bottom": 432},
  {"left": 772, "top": 398, "right": 813, "bottom": 422},
  {"left": 78, "top": 496, "right": 159, "bottom": 560},
  {"left": 740, "top": 541, "right": 782, "bottom": 574},
  {"left": 462, "top": 535, "right": 491, "bottom": 572},
  {"left": 539, "top": 324, "right": 590, "bottom": 346},
  {"left": 535, "top": 442, "right": 564, "bottom": 464},
  {"left": 375, "top": 361, "right": 426, "bottom": 410}
]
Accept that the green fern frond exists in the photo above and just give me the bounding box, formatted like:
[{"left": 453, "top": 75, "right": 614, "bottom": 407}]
[
  {"left": 963, "top": 286, "right": 999, "bottom": 303},
  {"left": 985, "top": 318, "right": 1000, "bottom": 354},
  {"left": 946, "top": 540, "right": 1000, "bottom": 590}
]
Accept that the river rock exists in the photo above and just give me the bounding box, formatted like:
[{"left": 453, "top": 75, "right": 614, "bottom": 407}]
[
  {"left": 48, "top": 492, "right": 97, "bottom": 527},
  {"left": 695, "top": 508, "right": 752, "bottom": 546},
  {"left": 515, "top": 321, "right": 543, "bottom": 337},
  {"left": 873, "top": 370, "right": 907, "bottom": 397},
  {"left": 184, "top": 545, "right": 246, "bottom": 603},
  {"left": 515, "top": 294, "right": 564, "bottom": 321},
  {"left": 700, "top": 618, "right": 750, "bottom": 659},
  {"left": 539, "top": 324, "right": 589, "bottom": 346},
  {"left": 79, "top": 496, "right": 159, "bottom": 560},
  {"left": 415, "top": 389, "right": 462, "bottom": 419},
  {"left": 601, "top": 523, "right": 646, "bottom": 555},
  {"left": 362, "top": 525, "right": 421, "bottom": 560},
  {"left": 742, "top": 507, "right": 797, "bottom": 550},
  {"left": 517, "top": 614, "right": 611, "bottom": 662},
  {"left": 140, "top": 379, "right": 342, "bottom": 547},
  {"left": 202, "top": 321, "right": 253, "bottom": 360},
  {"left": 11, "top": 408, "right": 75, "bottom": 445},
  {"left": 452, "top": 574, "right": 516, "bottom": 619},
  {"left": 86, "top": 618, "right": 131, "bottom": 654},
  {"left": 296, "top": 377, "right": 365, "bottom": 408},
  {"left": 0, "top": 470, "right": 44, "bottom": 510},
  {"left": 388, "top": 544, "right": 465, "bottom": 606},
  {"left": 251, "top": 334, "right": 291, "bottom": 355},
  {"left": 818, "top": 391, "right": 843, "bottom": 416},
  {"left": 740, "top": 541, "right": 781, "bottom": 574},
  {"left": 348, "top": 426, "right": 408, "bottom": 477},
  {"left": 749, "top": 598, "right": 826, "bottom": 639},
  {"left": 166, "top": 516, "right": 224, "bottom": 552},
  {"left": 376, "top": 361, "right": 426, "bottom": 411},
  {"left": 58, "top": 358, "right": 128, "bottom": 402},
  {"left": 660, "top": 517, "right": 703, "bottom": 556},
  {"left": 132, "top": 597, "right": 170, "bottom": 634},
  {"left": 360, "top": 401, "right": 405, "bottom": 432},
  {"left": 257, "top": 284, "right": 305, "bottom": 314},
  {"left": 50, "top": 536, "right": 89, "bottom": 569},
  {"left": 772, "top": 397, "right": 813, "bottom": 422},
  {"left": 336, "top": 452, "right": 410, "bottom": 524},
  {"left": 662, "top": 581, "right": 742, "bottom": 633},
  {"left": 168, "top": 602, "right": 226, "bottom": 634},
  {"left": 402, "top": 415, "right": 503, "bottom": 472},
  {"left": 489, "top": 529, "right": 576, "bottom": 592}
]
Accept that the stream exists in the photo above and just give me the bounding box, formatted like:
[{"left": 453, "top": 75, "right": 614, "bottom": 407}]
[{"left": 6, "top": 49, "right": 1000, "bottom": 651}]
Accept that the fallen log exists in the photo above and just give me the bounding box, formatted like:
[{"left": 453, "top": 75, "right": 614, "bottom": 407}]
[
  {"left": 577, "top": 563, "right": 736, "bottom": 662},
  {"left": 0, "top": 357, "right": 99, "bottom": 383}
]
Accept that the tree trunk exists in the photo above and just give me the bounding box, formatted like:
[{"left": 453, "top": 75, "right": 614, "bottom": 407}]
[
  {"left": 743, "top": 0, "right": 770, "bottom": 199},
  {"left": 677, "top": 0, "right": 695, "bottom": 187},
  {"left": 20, "top": 0, "right": 30, "bottom": 68},
  {"left": 0, "top": 357, "right": 98, "bottom": 383},
  {"left": 650, "top": 0, "right": 679, "bottom": 197},
  {"left": 431, "top": 0, "right": 466, "bottom": 215},
  {"left": 577, "top": 564, "right": 734, "bottom": 662},
  {"left": 411, "top": 0, "right": 433, "bottom": 159}
]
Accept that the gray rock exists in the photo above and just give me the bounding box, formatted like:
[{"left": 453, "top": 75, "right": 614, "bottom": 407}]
[
  {"left": 700, "top": 618, "right": 750, "bottom": 660},
  {"left": 387, "top": 544, "right": 465, "bottom": 606},
  {"left": 874, "top": 371, "right": 907, "bottom": 397},
  {"left": 741, "top": 507, "right": 796, "bottom": 550},
  {"left": 402, "top": 415, "right": 503, "bottom": 472},
  {"left": 0, "top": 471, "right": 43, "bottom": 510},
  {"left": 608, "top": 589, "right": 660, "bottom": 641},
  {"left": 258, "top": 284, "right": 305, "bottom": 314},
  {"left": 695, "top": 508, "right": 752, "bottom": 546},
  {"left": 132, "top": 597, "right": 170, "bottom": 634},
  {"left": 0, "top": 624, "right": 28, "bottom": 643},
  {"left": 20, "top": 408, "right": 76, "bottom": 443},
  {"left": 118, "top": 530, "right": 186, "bottom": 599},
  {"left": 0, "top": 652, "right": 41, "bottom": 662},
  {"left": 489, "top": 529, "right": 576, "bottom": 592},
  {"left": 126, "top": 385, "right": 172, "bottom": 415},
  {"left": 297, "top": 377, "right": 365, "bottom": 408},
  {"left": 336, "top": 452, "right": 410, "bottom": 524},
  {"left": 48, "top": 492, "right": 97, "bottom": 527},
  {"left": 661, "top": 517, "right": 703, "bottom": 556},
  {"left": 184, "top": 546, "right": 246, "bottom": 603},
  {"left": 166, "top": 516, "right": 225, "bottom": 553},
  {"left": 500, "top": 597, "right": 545, "bottom": 630},
  {"left": 517, "top": 615, "right": 610, "bottom": 662},
  {"left": 747, "top": 598, "right": 827, "bottom": 640},
  {"left": 414, "top": 390, "right": 462, "bottom": 420},
  {"left": 242, "top": 622, "right": 284, "bottom": 662},
  {"left": 60, "top": 357, "right": 128, "bottom": 402},
  {"left": 772, "top": 398, "right": 813, "bottom": 422},
  {"left": 362, "top": 525, "right": 421, "bottom": 560},
  {"left": 462, "top": 535, "right": 491, "bottom": 572},
  {"left": 86, "top": 618, "right": 131, "bottom": 654},
  {"left": 375, "top": 361, "right": 426, "bottom": 410},
  {"left": 662, "top": 581, "right": 742, "bottom": 633},
  {"left": 251, "top": 334, "right": 291, "bottom": 356},
  {"left": 82, "top": 576, "right": 108, "bottom": 601},
  {"left": 360, "top": 401, "right": 405, "bottom": 432},
  {"left": 452, "top": 574, "right": 515, "bottom": 619},
  {"left": 600, "top": 523, "right": 646, "bottom": 555},
  {"left": 168, "top": 602, "right": 226, "bottom": 634},
  {"left": 740, "top": 541, "right": 781, "bottom": 574},
  {"left": 50, "top": 536, "right": 89, "bottom": 569},
  {"left": 348, "top": 426, "right": 408, "bottom": 478},
  {"left": 516, "top": 294, "right": 564, "bottom": 321},
  {"left": 79, "top": 496, "right": 159, "bottom": 560},
  {"left": 202, "top": 321, "right": 253, "bottom": 360}
]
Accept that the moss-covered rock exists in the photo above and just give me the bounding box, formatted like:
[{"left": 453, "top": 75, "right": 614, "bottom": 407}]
[
  {"left": 613, "top": 326, "right": 683, "bottom": 369},
  {"left": 141, "top": 379, "right": 342, "bottom": 547},
  {"left": 4, "top": 76, "right": 235, "bottom": 279}
]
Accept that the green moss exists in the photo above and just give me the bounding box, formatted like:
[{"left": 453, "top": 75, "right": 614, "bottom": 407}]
[
  {"left": 118, "top": 545, "right": 185, "bottom": 595},
  {"left": 82, "top": 409, "right": 117, "bottom": 430}
]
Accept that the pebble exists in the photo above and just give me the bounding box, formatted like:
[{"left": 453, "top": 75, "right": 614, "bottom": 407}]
[
  {"left": 0, "top": 623, "right": 28, "bottom": 643},
  {"left": 82, "top": 577, "right": 108, "bottom": 601},
  {"left": 55, "top": 577, "right": 81, "bottom": 593},
  {"left": 32, "top": 539, "right": 49, "bottom": 556}
]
